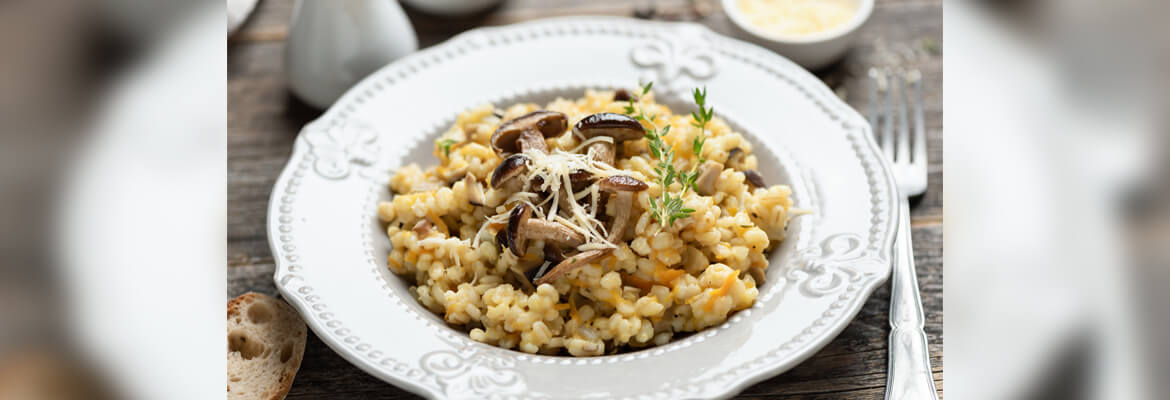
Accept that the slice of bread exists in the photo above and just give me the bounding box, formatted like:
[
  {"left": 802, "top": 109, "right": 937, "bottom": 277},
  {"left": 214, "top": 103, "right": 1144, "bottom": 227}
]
[{"left": 227, "top": 293, "right": 307, "bottom": 400}]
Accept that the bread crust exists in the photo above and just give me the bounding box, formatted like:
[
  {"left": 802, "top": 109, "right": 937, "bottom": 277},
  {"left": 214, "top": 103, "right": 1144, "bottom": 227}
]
[{"left": 227, "top": 293, "right": 306, "bottom": 400}]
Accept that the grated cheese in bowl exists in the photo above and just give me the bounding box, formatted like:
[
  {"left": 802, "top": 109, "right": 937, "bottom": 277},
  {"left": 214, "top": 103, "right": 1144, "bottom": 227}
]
[{"left": 737, "top": 0, "right": 859, "bottom": 36}]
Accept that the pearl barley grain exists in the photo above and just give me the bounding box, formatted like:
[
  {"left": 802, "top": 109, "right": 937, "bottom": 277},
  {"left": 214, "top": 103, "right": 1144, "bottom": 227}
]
[{"left": 378, "top": 90, "right": 794, "bottom": 356}]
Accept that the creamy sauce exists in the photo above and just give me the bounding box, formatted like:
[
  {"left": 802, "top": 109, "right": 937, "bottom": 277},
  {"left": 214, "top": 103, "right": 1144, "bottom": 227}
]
[{"left": 737, "top": 0, "right": 858, "bottom": 36}]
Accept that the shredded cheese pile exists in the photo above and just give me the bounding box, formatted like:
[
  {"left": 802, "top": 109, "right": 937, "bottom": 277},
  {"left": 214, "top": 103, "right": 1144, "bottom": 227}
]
[
  {"left": 471, "top": 146, "right": 646, "bottom": 254},
  {"left": 737, "top": 0, "right": 858, "bottom": 36}
]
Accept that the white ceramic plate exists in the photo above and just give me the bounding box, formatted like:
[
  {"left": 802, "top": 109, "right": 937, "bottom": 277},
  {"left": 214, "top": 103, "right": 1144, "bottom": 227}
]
[{"left": 269, "top": 16, "right": 897, "bottom": 400}]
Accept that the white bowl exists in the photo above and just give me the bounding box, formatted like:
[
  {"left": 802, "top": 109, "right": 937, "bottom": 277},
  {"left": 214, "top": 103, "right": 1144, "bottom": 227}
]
[{"left": 722, "top": 0, "right": 874, "bottom": 70}]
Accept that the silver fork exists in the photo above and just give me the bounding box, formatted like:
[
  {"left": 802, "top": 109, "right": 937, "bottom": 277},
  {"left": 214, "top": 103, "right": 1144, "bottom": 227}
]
[{"left": 868, "top": 68, "right": 937, "bottom": 400}]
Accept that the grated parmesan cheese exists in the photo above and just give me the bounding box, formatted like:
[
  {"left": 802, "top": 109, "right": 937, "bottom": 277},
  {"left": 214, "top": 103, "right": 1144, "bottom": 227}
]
[
  {"left": 568, "top": 135, "right": 615, "bottom": 153},
  {"left": 475, "top": 148, "right": 642, "bottom": 253},
  {"left": 471, "top": 213, "right": 509, "bottom": 249},
  {"left": 737, "top": 0, "right": 857, "bottom": 36}
]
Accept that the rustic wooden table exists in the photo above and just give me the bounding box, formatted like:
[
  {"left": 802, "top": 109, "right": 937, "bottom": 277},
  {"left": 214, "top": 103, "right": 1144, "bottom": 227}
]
[{"left": 228, "top": 1, "right": 942, "bottom": 398}]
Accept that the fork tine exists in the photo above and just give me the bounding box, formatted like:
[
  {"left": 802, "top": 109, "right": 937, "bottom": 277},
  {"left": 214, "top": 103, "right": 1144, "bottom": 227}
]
[
  {"left": 880, "top": 70, "right": 895, "bottom": 162},
  {"left": 911, "top": 70, "right": 926, "bottom": 165},
  {"left": 896, "top": 73, "right": 911, "bottom": 164}
]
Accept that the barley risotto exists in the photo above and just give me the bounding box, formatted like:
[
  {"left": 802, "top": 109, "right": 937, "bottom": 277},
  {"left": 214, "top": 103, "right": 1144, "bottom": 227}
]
[{"left": 377, "top": 87, "right": 797, "bottom": 356}]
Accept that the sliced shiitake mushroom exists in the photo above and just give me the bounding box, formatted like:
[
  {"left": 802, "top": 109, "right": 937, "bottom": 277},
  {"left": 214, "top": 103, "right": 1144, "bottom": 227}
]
[
  {"left": 526, "top": 219, "right": 586, "bottom": 248},
  {"left": 574, "top": 113, "right": 646, "bottom": 140},
  {"left": 534, "top": 248, "right": 614, "bottom": 285},
  {"left": 722, "top": 148, "right": 765, "bottom": 188},
  {"left": 598, "top": 175, "right": 649, "bottom": 192},
  {"left": 512, "top": 268, "right": 537, "bottom": 292},
  {"left": 490, "top": 153, "right": 529, "bottom": 190},
  {"left": 569, "top": 169, "right": 595, "bottom": 192},
  {"left": 726, "top": 147, "right": 747, "bottom": 170},
  {"left": 695, "top": 160, "right": 723, "bottom": 196},
  {"left": 743, "top": 170, "right": 766, "bottom": 188},
  {"left": 606, "top": 192, "right": 635, "bottom": 242},
  {"left": 525, "top": 245, "right": 567, "bottom": 284},
  {"left": 495, "top": 228, "right": 511, "bottom": 251},
  {"left": 557, "top": 176, "right": 604, "bottom": 217},
  {"left": 529, "top": 175, "right": 552, "bottom": 199},
  {"left": 597, "top": 175, "right": 649, "bottom": 242},
  {"left": 613, "top": 89, "right": 635, "bottom": 102},
  {"left": 590, "top": 144, "right": 617, "bottom": 166},
  {"left": 504, "top": 204, "right": 534, "bottom": 257},
  {"left": 490, "top": 110, "right": 568, "bottom": 155},
  {"left": 501, "top": 203, "right": 588, "bottom": 257},
  {"left": 543, "top": 243, "right": 567, "bottom": 264},
  {"left": 573, "top": 113, "right": 646, "bottom": 165}
]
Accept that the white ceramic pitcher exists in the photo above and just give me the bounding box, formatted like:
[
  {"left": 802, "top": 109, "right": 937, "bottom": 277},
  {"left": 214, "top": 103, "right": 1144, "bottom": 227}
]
[{"left": 286, "top": 0, "right": 418, "bottom": 109}]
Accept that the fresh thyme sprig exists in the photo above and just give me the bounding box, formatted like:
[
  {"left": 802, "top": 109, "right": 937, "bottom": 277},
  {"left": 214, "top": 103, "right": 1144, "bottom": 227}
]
[
  {"left": 686, "top": 87, "right": 713, "bottom": 188},
  {"left": 621, "top": 82, "right": 717, "bottom": 227}
]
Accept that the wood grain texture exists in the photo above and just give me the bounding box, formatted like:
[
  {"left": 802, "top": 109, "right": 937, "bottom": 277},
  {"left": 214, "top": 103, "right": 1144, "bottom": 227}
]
[{"left": 228, "top": 0, "right": 942, "bottom": 398}]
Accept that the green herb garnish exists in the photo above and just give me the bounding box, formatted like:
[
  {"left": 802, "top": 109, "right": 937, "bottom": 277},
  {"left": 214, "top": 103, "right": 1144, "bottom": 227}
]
[
  {"left": 437, "top": 138, "right": 457, "bottom": 158},
  {"left": 622, "top": 82, "right": 714, "bottom": 227},
  {"left": 684, "top": 87, "right": 713, "bottom": 189}
]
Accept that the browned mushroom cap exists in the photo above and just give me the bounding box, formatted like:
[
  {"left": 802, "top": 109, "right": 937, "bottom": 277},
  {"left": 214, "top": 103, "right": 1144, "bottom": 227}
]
[
  {"left": 695, "top": 160, "right": 723, "bottom": 196},
  {"left": 490, "top": 111, "right": 568, "bottom": 155},
  {"left": 573, "top": 113, "right": 645, "bottom": 141},
  {"left": 501, "top": 204, "right": 587, "bottom": 257},
  {"left": 463, "top": 174, "right": 486, "bottom": 206},
  {"left": 523, "top": 244, "right": 568, "bottom": 284},
  {"left": 543, "top": 243, "right": 567, "bottom": 264},
  {"left": 512, "top": 268, "right": 537, "bottom": 292},
  {"left": 495, "top": 228, "right": 512, "bottom": 251},
  {"left": 569, "top": 169, "right": 595, "bottom": 192},
  {"left": 574, "top": 113, "right": 646, "bottom": 165},
  {"left": 534, "top": 248, "right": 614, "bottom": 285},
  {"left": 594, "top": 175, "right": 646, "bottom": 242},
  {"left": 504, "top": 204, "right": 534, "bottom": 257},
  {"left": 597, "top": 175, "right": 649, "bottom": 192},
  {"left": 490, "top": 154, "right": 529, "bottom": 189},
  {"left": 743, "top": 170, "right": 766, "bottom": 188},
  {"left": 613, "top": 89, "right": 635, "bottom": 102},
  {"left": 526, "top": 219, "right": 586, "bottom": 247},
  {"left": 726, "top": 147, "right": 747, "bottom": 170}
]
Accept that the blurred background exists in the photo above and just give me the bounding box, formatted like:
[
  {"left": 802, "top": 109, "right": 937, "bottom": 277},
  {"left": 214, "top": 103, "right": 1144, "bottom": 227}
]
[
  {"left": 0, "top": 0, "right": 224, "bottom": 399},
  {"left": 0, "top": 0, "right": 1164, "bottom": 399},
  {"left": 947, "top": 1, "right": 1167, "bottom": 399}
]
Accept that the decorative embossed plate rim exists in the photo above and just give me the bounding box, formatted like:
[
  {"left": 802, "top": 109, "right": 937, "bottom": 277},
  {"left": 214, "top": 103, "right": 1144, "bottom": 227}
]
[{"left": 268, "top": 17, "right": 898, "bottom": 400}]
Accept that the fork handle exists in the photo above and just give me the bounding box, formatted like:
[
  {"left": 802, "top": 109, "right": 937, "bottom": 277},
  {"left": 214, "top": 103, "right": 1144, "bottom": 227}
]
[{"left": 885, "top": 197, "right": 939, "bottom": 400}]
